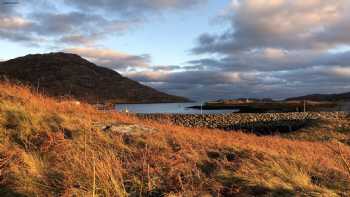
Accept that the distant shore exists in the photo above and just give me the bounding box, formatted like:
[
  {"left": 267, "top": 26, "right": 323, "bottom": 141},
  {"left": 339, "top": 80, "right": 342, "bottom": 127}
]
[
  {"left": 114, "top": 100, "right": 194, "bottom": 105},
  {"left": 187, "top": 100, "right": 339, "bottom": 113}
]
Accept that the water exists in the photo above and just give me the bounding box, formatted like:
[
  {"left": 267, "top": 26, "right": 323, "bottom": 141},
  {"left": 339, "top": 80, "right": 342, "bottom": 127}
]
[
  {"left": 115, "top": 103, "right": 239, "bottom": 114},
  {"left": 115, "top": 102, "right": 350, "bottom": 114}
]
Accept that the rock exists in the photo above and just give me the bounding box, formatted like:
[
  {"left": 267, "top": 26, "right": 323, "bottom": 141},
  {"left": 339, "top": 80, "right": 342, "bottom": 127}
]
[
  {"left": 207, "top": 151, "right": 221, "bottom": 159},
  {"left": 63, "top": 129, "right": 73, "bottom": 139},
  {"left": 224, "top": 152, "right": 236, "bottom": 161},
  {"left": 100, "top": 123, "right": 158, "bottom": 135}
]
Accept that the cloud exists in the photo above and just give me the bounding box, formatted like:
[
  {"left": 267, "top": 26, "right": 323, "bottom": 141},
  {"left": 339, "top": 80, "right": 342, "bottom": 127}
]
[
  {"left": 31, "top": 12, "right": 136, "bottom": 39},
  {"left": 125, "top": 70, "right": 265, "bottom": 100},
  {"left": 0, "top": 1, "right": 16, "bottom": 16},
  {"left": 58, "top": 34, "right": 99, "bottom": 45},
  {"left": 0, "top": 16, "right": 31, "bottom": 29},
  {"left": 150, "top": 65, "right": 182, "bottom": 72},
  {"left": 327, "top": 67, "right": 350, "bottom": 78},
  {"left": 193, "top": 0, "right": 350, "bottom": 54},
  {"left": 0, "top": 0, "right": 200, "bottom": 46},
  {"left": 0, "top": 9, "right": 139, "bottom": 46},
  {"left": 126, "top": 64, "right": 350, "bottom": 100},
  {"left": 0, "top": 15, "right": 40, "bottom": 44},
  {"left": 127, "top": 70, "right": 251, "bottom": 85},
  {"left": 0, "top": 30, "right": 39, "bottom": 43},
  {"left": 166, "top": 0, "right": 350, "bottom": 100},
  {"left": 1, "top": 0, "right": 350, "bottom": 100},
  {"left": 187, "top": 49, "right": 350, "bottom": 73},
  {"left": 64, "top": 47, "right": 151, "bottom": 70},
  {"left": 64, "top": 0, "right": 205, "bottom": 17}
]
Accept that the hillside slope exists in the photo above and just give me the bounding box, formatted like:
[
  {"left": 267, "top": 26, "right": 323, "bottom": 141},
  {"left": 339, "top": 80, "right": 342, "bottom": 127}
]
[
  {"left": 0, "top": 82, "right": 350, "bottom": 196},
  {"left": 286, "top": 92, "right": 350, "bottom": 102},
  {"left": 0, "top": 52, "right": 189, "bottom": 104}
]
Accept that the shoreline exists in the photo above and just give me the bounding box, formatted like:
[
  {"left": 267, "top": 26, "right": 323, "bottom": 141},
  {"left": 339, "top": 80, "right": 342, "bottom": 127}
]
[
  {"left": 187, "top": 101, "right": 339, "bottom": 113},
  {"left": 115, "top": 101, "right": 195, "bottom": 105}
]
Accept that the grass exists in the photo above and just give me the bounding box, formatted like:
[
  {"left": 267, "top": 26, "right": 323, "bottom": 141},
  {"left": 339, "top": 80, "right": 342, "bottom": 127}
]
[
  {"left": 0, "top": 82, "right": 349, "bottom": 196},
  {"left": 283, "top": 118, "right": 350, "bottom": 145}
]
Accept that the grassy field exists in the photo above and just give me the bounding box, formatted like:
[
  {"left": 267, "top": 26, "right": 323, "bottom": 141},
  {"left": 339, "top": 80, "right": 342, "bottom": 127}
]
[{"left": 0, "top": 82, "right": 350, "bottom": 196}]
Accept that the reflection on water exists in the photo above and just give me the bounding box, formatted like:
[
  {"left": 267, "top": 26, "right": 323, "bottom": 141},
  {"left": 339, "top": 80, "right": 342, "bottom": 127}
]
[{"left": 115, "top": 103, "right": 239, "bottom": 114}]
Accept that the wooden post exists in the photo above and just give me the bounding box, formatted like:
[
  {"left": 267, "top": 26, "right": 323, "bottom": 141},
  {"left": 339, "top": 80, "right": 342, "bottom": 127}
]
[
  {"left": 36, "top": 79, "right": 40, "bottom": 93},
  {"left": 92, "top": 153, "right": 96, "bottom": 197}
]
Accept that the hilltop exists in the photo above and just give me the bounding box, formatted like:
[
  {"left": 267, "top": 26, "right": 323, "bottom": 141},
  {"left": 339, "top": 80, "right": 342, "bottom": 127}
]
[
  {"left": 0, "top": 82, "right": 350, "bottom": 196},
  {"left": 0, "top": 52, "right": 189, "bottom": 104}
]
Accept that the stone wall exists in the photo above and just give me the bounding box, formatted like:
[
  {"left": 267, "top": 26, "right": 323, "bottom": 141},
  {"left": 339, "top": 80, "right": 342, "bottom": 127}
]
[{"left": 137, "top": 112, "right": 348, "bottom": 134}]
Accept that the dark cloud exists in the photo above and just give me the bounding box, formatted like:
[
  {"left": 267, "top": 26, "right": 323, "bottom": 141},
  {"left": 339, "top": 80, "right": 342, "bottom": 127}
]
[
  {"left": 30, "top": 12, "right": 107, "bottom": 36},
  {"left": 31, "top": 12, "right": 135, "bottom": 35},
  {"left": 187, "top": 50, "right": 350, "bottom": 73},
  {"left": 150, "top": 65, "right": 182, "bottom": 71},
  {"left": 0, "top": 30, "right": 37, "bottom": 42},
  {"left": 126, "top": 65, "right": 350, "bottom": 100},
  {"left": 126, "top": 70, "right": 267, "bottom": 100},
  {"left": 0, "top": 0, "right": 16, "bottom": 16},
  {"left": 0, "top": 11, "right": 138, "bottom": 46},
  {"left": 63, "top": 0, "right": 205, "bottom": 17}
]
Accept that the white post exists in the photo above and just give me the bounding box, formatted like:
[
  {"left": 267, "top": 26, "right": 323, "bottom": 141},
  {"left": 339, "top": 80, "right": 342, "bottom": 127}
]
[{"left": 200, "top": 103, "right": 203, "bottom": 115}]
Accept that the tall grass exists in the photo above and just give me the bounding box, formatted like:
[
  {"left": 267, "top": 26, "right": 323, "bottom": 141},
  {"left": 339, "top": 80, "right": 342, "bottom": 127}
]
[{"left": 0, "top": 82, "right": 349, "bottom": 196}]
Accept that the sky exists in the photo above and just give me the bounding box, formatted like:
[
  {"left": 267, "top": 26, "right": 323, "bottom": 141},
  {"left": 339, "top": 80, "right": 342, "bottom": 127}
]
[{"left": 1, "top": 0, "right": 350, "bottom": 101}]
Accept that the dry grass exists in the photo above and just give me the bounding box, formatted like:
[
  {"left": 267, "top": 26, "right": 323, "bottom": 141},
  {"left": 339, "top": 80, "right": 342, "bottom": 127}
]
[{"left": 0, "top": 82, "right": 350, "bottom": 196}]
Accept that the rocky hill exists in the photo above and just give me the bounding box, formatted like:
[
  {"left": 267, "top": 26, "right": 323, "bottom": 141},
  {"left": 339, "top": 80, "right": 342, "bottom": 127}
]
[
  {"left": 286, "top": 92, "right": 350, "bottom": 102},
  {"left": 0, "top": 52, "right": 189, "bottom": 104}
]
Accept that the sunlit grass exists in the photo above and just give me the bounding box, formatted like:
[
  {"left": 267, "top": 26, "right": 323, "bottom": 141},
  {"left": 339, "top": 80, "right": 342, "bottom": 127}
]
[{"left": 0, "top": 82, "right": 349, "bottom": 196}]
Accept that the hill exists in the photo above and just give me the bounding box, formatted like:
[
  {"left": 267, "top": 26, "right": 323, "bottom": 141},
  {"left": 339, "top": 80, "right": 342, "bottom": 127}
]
[
  {"left": 0, "top": 52, "right": 189, "bottom": 104},
  {"left": 0, "top": 82, "right": 350, "bottom": 196},
  {"left": 286, "top": 92, "right": 350, "bottom": 102}
]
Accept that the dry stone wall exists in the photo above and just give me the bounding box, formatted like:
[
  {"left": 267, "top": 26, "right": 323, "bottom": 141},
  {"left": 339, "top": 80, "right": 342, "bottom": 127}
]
[{"left": 137, "top": 112, "right": 348, "bottom": 134}]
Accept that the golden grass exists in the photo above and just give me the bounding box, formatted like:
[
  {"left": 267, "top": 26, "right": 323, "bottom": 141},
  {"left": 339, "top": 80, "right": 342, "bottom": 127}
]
[{"left": 0, "top": 82, "right": 349, "bottom": 196}]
